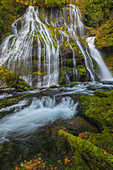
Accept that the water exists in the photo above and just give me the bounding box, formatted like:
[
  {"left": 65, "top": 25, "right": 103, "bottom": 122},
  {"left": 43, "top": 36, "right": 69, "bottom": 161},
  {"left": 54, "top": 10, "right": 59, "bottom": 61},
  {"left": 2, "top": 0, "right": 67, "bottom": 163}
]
[
  {"left": 87, "top": 37, "right": 113, "bottom": 81},
  {"left": 0, "top": 96, "right": 78, "bottom": 144},
  {"left": 0, "top": 6, "right": 59, "bottom": 87},
  {"left": 0, "top": 4, "right": 97, "bottom": 87},
  {"left": 0, "top": 4, "right": 113, "bottom": 169}
]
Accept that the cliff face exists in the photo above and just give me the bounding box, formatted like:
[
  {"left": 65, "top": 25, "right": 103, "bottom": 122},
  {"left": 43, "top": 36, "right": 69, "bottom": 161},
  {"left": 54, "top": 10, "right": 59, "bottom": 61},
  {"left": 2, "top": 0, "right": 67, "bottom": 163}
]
[
  {"left": 0, "top": 4, "right": 98, "bottom": 88},
  {"left": 0, "top": 0, "right": 113, "bottom": 89}
]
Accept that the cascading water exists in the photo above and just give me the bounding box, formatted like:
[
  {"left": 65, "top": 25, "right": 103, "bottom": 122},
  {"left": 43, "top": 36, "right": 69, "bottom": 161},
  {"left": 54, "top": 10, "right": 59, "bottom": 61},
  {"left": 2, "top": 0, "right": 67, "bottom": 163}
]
[
  {"left": 0, "top": 4, "right": 97, "bottom": 87},
  {"left": 87, "top": 37, "right": 113, "bottom": 81},
  {"left": 0, "top": 96, "right": 78, "bottom": 144}
]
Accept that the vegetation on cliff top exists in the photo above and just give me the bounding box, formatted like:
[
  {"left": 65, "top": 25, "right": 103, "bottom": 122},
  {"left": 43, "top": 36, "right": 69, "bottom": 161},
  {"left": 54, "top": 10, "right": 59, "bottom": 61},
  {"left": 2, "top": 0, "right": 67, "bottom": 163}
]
[
  {"left": 0, "top": 0, "right": 27, "bottom": 43},
  {"left": 95, "top": 18, "right": 113, "bottom": 49}
]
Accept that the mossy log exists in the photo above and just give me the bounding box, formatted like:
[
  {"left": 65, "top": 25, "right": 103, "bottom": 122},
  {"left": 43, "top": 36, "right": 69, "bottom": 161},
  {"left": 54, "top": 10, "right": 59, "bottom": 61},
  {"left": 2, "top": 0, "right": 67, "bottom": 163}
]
[{"left": 59, "top": 130, "right": 113, "bottom": 169}]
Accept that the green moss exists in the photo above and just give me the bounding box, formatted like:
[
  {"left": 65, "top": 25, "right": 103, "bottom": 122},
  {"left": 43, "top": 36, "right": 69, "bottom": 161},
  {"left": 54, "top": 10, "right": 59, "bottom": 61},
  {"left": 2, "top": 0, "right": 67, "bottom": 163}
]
[
  {"left": 0, "top": 93, "right": 33, "bottom": 111},
  {"left": 49, "top": 85, "right": 57, "bottom": 88},
  {"left": 70, "top": 82, "right": 75, "bottom": 87},
  {"left": 80, "top": 90, "right": 113, "bottom": 154},
  {"left": 33, "top": 34, "right": 38, "bottom": 46},
  {"left": 94, "top": 90, "right": 108, "bottom": 97},
  {"left": 73, "top": 46, "right": 77, "bottom": 52},
  {"left": 60, "top": 71, "right": 66, "bottom": 85},
  {"left": 60, "top": 66, "right": 73, "bottom": 71},
  {"left": 64, "top": 41, "right": 70, "bottom": 48},
  {"left": 95, "top": 18, "right": 113, "bottom": 49},
  {"left": 29, "top": 71, "right": 47, "bottom": 76},
  {"left": 41, "top": 48, "right": 45, "bottom": 57},
  {"left": 101, "top": 86, "right": 109, "bottom": 90},
  {"left": 78, "top": 37, "right": 89, "bottom": 49},
  {"left": 53, "top": 41, "right": 57, "bottom": 50},
  {"left": 0, "top": 66, "right": 33, "bottom": 91},
  {"left": 77, "top": 65, "right": 86, "bottom": 75},
  {"left": 75, "top": 82, "right": 79, "bottom": 85},
  {"left": 73, "top": 150, "right": 90, "bottom": 169},
  {"left": 59, "top": 130, "right": 113, "bottom": 169}
]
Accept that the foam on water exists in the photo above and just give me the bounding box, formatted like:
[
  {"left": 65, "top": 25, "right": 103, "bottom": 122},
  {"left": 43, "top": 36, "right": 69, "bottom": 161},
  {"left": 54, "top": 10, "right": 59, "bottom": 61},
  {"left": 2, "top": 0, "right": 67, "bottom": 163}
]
[{"left": 0, "top": 96, "right": 78, "bottom": 144}]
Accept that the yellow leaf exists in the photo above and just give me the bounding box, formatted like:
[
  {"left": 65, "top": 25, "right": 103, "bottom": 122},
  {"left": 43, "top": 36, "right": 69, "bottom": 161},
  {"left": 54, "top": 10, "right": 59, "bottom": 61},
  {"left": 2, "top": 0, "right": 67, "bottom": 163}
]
[{"left": 104, "top": 151, "right": 107, "bottom": 155}]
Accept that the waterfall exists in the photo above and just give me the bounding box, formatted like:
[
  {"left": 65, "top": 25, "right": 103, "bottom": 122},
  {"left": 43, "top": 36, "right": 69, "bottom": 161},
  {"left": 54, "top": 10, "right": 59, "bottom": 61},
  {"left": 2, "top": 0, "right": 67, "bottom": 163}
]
[
  {"left": 0, "top": 4, "right": 97, "bottom": 87},
  {"left": 0, "top": 96, "right": 78, "bottom": 143},
  {"left": 87, "top": 37, "right": 113, "bottom": 81}
]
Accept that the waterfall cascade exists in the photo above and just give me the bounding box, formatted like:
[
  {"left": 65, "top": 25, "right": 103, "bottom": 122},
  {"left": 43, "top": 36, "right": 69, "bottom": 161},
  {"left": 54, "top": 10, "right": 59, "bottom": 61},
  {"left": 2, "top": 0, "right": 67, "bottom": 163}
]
[
  {"left": 0, "top": 4, "right": 112, "bottom": 87},
  {"left": 87, "top": 37, "right": 113, "bottom": 81}
]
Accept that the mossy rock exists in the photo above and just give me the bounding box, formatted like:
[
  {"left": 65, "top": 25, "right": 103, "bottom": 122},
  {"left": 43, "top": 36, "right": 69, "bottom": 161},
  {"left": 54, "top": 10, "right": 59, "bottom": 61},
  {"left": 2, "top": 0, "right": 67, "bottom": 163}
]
[
  {"left": 0, "top": 93, "right": 32, "bottom": 111},
  {"left": 59, "top": 71, "right": 66, "bottom": 85},
  {"left": 0, "top": 66, "right": 33, "bottom": 91},
  {"left": 49, "top": 85, "right": 57, "bottom": 88},
  {"left": 94, "top": 90, "right": 108, "bottom": 97},
  {"left": 77, "top": 65, "right": 86, "bottom": 76},
  {"left": 75, "top": 82, "right": 80, "bottom": 85},
  {"left": 70, "top": 82, "right": 75, "bottom": 87}
]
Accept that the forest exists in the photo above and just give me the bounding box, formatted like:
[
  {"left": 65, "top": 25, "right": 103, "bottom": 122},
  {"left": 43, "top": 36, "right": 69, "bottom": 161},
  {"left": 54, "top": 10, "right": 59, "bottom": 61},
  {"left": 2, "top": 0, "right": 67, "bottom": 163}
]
[{"left": 0, "top": 0, "right": 113, "bottom": 169}]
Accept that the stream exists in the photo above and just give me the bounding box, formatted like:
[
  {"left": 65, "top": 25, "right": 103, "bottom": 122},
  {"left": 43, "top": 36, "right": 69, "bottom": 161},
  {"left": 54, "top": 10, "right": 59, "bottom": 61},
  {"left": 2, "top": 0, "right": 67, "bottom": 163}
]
[{"left": 0, "top": 81, "right": 113, "bottom": 169}]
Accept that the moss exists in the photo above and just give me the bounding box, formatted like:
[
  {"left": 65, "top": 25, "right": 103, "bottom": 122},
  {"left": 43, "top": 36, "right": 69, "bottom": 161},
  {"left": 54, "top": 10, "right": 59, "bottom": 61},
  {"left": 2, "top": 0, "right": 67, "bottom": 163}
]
[
  {"left": 53, "top": 41, "right": 57, "bottom": 50},
  {"left": 58, "top": 130, "right": 113, "bottom": 169},
  {"left": 104, "top": 53, "right": 113, "bottom": 73},
  {"left": 33, "top": 34, "right": 38, "bottom": 46},
  {"left": 73, "top": 150, "right": 90, "bottom": 169},
  {"left": 49, "top": 85, "right": 57, "bottom": 88},
  {"left": 45, "top": 24, "right": 59, "bottom": 40},
  {"left": 95, "top": 18, "right": 113, "bottom": 49},
  {"left": 60, "top": 66, "right": 73, "bottom": 71},
  {"left": 94, "top": 90, "right": 109, "bottom": 97},
  {"left": 0, "top": 93, "right": 32, "bottom": 111},
  {"left": 75, "top": 82, "right": 79, "bottom": 85},
  {"left": 29, "top": 71, "right": 47, "bottom": 76},
  {"left": 60, "top": 71, "right": 66, "bottom": 85},
  {"left": 77, "top": 65, "right": 86, "bottom": 75},
  {"left": 78, "top": 37, "right": 89, "bottom": 49},
  {"left": 70, "top": 82, "right": 75, "bottom": 87},
  {"left": 0, "top": 66, "right": 33, "bottom": 91},
  {"left": 86, "top": 27, "right": 98, "bottom": 37},
  {"left": 101, "top": 86, "right": 109, "bottom": 90},
  {"left": 80, "top": 90, "right": 113, "bottom": 154},
  {"left": 64, "top": 41, "right": 70, "bottom": 48},
  {"left": 41, "top": 48, "right": 45, "bottom": 57}
]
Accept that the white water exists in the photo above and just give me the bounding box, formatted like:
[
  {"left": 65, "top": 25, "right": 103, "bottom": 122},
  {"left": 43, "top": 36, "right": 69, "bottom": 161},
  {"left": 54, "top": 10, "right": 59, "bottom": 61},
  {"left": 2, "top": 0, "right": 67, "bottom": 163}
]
[
  {"left": 87, "top": 37, "right": 113, "bottom": 81},
  {"left": 0, "top": 6, "right": 59, "bottom": 87},
  {"left": 0, "top": 96, "right": 78, "bottom": 144},
  {"left": 0, "top": 4, "right": 96, "bottom": 87}
]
